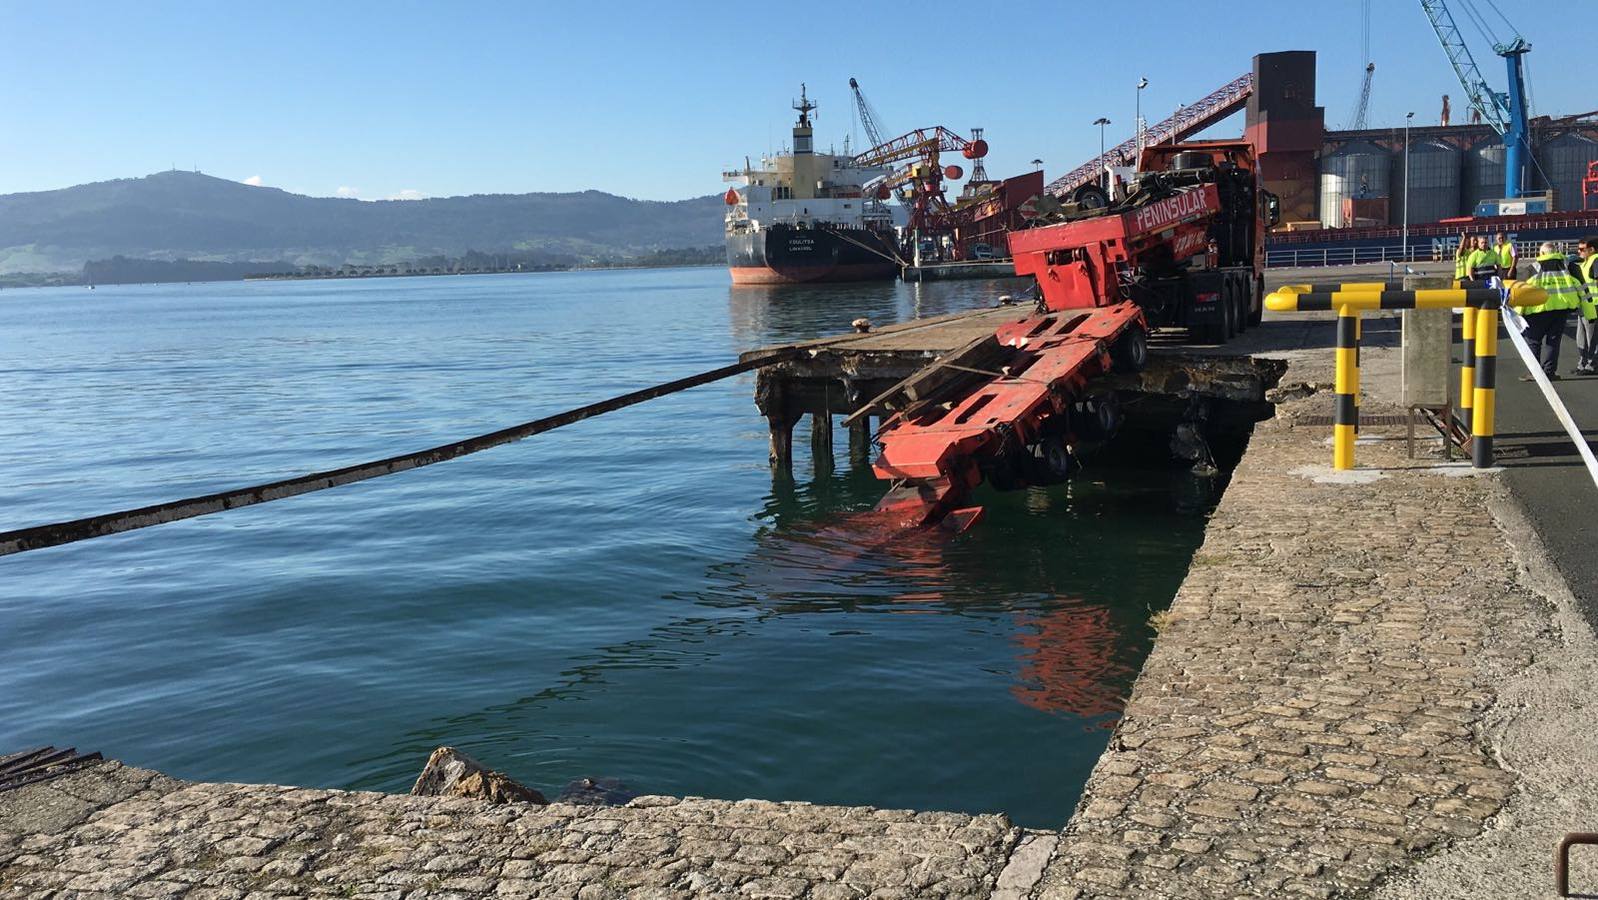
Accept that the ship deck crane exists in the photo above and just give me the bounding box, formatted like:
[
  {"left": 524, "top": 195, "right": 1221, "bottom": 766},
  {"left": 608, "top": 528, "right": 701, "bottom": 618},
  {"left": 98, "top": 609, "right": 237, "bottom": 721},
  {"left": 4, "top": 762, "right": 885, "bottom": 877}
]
[{"left": 1419, "top": 0, "right": 1531, "bottom": 198}]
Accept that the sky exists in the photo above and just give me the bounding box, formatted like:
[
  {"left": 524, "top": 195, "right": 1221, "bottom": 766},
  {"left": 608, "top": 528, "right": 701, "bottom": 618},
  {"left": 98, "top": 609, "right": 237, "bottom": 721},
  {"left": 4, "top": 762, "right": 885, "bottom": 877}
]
[{"left": 2, "top": 0, "right": 1590, "bottom": 202}]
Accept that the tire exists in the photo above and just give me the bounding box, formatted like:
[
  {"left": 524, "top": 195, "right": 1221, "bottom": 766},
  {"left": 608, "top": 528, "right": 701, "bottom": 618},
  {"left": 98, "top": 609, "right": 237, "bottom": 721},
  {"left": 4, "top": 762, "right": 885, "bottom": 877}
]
[
  {"left": 1223, "top": 285, "right": 1239, "bottom": 340},
  {"left": 1231, "top": 275, "right": 1249, "bottom": 334},
  {"left": 1073, "top": 185, "right": 1110, "bottom": 210},
  {"left": 1247, "top": 275, "right": 1264, "bottom": 326},
  {"left": 1111, "top": 325, "right": 1149, "bottom": 373}
]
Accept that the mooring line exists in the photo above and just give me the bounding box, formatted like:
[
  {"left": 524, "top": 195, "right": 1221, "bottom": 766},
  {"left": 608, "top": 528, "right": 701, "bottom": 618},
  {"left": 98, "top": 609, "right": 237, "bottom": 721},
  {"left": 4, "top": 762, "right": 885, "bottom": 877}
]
[{"left": 0, "top": 348, "right": 803, "bottom": 557}]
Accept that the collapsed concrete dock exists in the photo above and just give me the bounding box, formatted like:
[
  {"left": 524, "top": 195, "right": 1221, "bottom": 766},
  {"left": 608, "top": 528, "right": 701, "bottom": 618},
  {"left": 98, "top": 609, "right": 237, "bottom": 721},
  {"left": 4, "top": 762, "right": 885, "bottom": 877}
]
[{"left": 742, "top": 304, "right": 1283, "bottom": 475}]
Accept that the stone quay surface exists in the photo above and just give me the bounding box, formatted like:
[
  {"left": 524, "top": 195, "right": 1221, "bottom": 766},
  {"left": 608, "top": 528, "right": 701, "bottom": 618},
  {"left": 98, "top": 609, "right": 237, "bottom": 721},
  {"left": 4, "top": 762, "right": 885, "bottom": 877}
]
[{"left": 4, "top": 319, "right": 1593, "bottom": 899}]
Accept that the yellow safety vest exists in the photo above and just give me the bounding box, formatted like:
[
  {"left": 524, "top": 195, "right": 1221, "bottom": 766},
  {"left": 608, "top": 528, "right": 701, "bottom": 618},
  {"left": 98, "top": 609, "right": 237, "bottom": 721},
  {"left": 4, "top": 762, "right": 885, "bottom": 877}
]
[
  {"left": 1496, "top": 242, "right": 1516, "bottom": 269},
  {"left": 1523, "top": 254, "right": 1584, "bottom": 314},
  {"left": 1579, "top": 255, "right": 1598, "bottom": 321},
  {"left": 1466, "top": 249, "right": 1498, "bottom": 279},
  {"left": 1454, "top": 252, "right": 1470, "bottom": 279}
]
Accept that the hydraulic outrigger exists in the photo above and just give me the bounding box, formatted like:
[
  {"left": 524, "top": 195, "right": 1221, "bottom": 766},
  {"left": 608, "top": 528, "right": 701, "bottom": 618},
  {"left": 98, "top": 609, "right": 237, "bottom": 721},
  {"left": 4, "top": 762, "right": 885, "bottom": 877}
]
[{"left": 861, "top": 141, "right": 1278, "bottom": 531}]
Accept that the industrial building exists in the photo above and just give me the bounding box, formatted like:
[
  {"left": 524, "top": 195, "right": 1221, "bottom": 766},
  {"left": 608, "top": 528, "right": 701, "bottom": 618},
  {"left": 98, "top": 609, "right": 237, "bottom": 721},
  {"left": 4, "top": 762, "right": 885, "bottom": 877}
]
[{"left": 1244, "top": 50, "right": 1598, "bottom": 230}]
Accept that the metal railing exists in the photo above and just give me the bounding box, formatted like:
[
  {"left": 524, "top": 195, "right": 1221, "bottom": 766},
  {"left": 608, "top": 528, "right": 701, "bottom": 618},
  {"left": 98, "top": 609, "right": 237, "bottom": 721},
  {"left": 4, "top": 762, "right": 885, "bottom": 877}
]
[{"left": 1266, "top": 246, "right": 1434, "bottom": 268}]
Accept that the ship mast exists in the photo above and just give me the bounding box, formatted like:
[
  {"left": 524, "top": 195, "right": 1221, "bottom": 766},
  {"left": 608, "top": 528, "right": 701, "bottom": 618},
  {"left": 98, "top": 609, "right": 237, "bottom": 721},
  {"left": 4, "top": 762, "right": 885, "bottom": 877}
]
[{"left": 792, "top": 84, "right": 815, "bottom": 155}]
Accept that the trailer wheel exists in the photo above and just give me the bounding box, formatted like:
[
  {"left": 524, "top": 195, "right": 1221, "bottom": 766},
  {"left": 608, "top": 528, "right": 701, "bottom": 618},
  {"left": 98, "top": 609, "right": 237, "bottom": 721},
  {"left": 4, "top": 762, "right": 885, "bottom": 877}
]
[
  {"left": 1073, "top": 185, "right": 1110, "bottom": 210},
  {"left": 1111, "top": 325, "right": 1148, "bottom": 373}
]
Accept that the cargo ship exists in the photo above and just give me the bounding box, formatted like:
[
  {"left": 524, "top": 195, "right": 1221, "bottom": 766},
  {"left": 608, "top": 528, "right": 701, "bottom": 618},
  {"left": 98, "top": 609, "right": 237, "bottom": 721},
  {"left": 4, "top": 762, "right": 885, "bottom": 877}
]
[{"left": 723, "top": 87, "right": 902, "bottom": 285}]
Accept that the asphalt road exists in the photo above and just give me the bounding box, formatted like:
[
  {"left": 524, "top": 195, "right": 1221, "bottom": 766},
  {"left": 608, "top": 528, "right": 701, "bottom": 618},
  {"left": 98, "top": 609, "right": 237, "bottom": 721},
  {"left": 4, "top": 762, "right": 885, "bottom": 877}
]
[{"left": 1483, "top": 317, "right": 1598, "bottom": 622}]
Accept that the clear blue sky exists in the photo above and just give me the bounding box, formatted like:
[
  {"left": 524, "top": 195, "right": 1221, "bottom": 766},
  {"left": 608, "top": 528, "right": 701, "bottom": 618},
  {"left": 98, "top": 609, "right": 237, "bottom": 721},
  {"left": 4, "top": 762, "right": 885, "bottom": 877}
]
[{"left": 1, "top": 0, "right": 1589, "bottom": 201}]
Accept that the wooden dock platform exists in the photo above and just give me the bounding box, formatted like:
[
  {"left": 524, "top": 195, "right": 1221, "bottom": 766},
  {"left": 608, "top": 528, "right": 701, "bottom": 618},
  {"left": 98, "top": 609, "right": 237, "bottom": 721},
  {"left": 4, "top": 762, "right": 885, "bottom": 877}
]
[{"left": 741, "top": 302, "right": 1285, "bottom": 470}]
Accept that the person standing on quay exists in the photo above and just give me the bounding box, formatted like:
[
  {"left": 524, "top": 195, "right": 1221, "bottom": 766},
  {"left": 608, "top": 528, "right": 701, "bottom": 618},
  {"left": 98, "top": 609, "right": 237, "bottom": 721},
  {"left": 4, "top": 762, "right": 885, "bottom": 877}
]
[
  {"left": 1454, "top": 233, "right": 1473, "bottom": 283},
  {"left": 1574, "top": 236, "right": 1598, "bottom": 376},
  {"left": 1495, "top": 233, "right": 1518, "bottom": 279},
  {"left": 1520, "top": 242, "right": 1584, "bottom": 381},
  {"left": 1467, "top": 236, "right": 1499, "bottom": 282}
]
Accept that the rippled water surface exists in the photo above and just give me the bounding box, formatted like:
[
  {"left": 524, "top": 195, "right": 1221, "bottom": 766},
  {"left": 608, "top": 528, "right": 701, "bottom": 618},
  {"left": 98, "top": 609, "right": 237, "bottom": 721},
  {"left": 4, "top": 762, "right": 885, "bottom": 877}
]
[{"left": 0, "top": 269, "right": 1215, "bottom": 827}]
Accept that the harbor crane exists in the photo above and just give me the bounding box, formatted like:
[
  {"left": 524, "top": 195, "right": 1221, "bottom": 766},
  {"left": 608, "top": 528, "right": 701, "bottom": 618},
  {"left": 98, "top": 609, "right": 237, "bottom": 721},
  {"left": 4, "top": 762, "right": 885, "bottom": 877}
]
[
  {"left": 853, "top": 125, "right": 989, "bottom": 258},
  {"left": 1419, "top": 0, "right": 1531, "bottom": 197},
  {"left": 849, "top": 78, "right": 888, "bottom": 151},
  {"left": 1346, "top": 0, "right": 1376, "bottom": 130}
]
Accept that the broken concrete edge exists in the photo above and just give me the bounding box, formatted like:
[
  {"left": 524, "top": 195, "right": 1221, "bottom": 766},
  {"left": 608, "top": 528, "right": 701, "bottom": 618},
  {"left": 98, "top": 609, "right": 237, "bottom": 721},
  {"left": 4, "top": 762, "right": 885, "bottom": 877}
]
[
  {"left": 410, "top": 746, "right": 548, "bottom": 805},
  {"left": 0, "top": 759, "right": 184, "bottom": 837}
]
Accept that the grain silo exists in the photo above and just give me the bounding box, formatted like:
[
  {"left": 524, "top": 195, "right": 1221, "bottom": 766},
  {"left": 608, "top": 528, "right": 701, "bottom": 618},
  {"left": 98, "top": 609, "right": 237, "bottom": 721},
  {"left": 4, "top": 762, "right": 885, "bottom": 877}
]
[
  {"left": 1537, "top": 132, "right": 1598, "bottom": 211},
  {"left": 1463, "top": 142, "right": 1507, "bottom": 212},
  {"left": 1320, "top": 141, "right": 1392, "bottom": 227},
  {"left": 1391, "top": 139, "right": 1462, "bottom": 225}
]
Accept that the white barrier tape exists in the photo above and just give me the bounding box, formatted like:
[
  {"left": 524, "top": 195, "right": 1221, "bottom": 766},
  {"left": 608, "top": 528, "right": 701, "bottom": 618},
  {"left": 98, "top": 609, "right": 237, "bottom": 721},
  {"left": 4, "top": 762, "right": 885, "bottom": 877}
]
[{"left": 1500, "top": 300, "right": 1598, "bottom": 492}]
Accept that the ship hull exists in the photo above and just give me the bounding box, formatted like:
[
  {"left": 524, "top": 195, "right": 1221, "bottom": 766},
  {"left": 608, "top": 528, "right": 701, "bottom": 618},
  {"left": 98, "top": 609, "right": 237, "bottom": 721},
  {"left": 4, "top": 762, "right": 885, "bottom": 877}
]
[{"left": 727, "top": 225, "right": 898, "bottom": 285}]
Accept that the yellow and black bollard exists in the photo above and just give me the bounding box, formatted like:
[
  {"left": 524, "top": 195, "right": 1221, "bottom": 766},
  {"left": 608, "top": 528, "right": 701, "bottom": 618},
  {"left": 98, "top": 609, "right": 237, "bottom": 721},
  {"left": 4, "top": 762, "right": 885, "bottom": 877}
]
[
  {"left": 1459, "top": 295, "right": 1476, "bottom": 433},
  {"left": 1471, "top": 299, "right": 1499, "bottom": 468},
  {"left": 1334, "top": 304, "right": 1360, "bottom": 469},
  {"left": 1263, "top": 282, "right": 1544, "bottom": 472}
]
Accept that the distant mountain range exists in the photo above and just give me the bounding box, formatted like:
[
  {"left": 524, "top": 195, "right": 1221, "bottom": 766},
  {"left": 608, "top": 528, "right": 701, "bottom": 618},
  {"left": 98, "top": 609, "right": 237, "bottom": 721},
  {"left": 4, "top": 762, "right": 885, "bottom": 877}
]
[{"left": 0, "top": 171, "right": 725, "bottom": 274}]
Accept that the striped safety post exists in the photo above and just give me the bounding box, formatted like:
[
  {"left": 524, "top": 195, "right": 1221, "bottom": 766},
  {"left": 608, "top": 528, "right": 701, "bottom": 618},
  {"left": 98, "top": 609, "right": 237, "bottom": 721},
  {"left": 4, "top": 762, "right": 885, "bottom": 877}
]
[
  {"left": 1265, "top": 282, "right": 1547, "bottom": 472},
  {"left": 1471, "top": 297, "right": 1499, "bottom": 468},
  {"left": 1335, "top": 304, "right": 1360, "bottom": 469},
  {"left": 1459, "top": 293, "right": 1477, "bottom": 433},
  {"left": 1353, "top": 314, "right": 1362, "bottom": 433}
]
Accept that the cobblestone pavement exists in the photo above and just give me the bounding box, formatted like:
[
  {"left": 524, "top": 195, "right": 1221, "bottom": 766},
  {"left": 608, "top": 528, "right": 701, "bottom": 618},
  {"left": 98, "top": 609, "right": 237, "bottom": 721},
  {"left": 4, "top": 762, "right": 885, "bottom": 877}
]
[
  {"left": 0, "top": 350, "right": 1574, "bottom": 899},
  {"left": 0, "top": 761, "right": 1021, "bottom": 899},
  {"left": 1035, "top": 358, "right": 1551, "bottom": 898}
]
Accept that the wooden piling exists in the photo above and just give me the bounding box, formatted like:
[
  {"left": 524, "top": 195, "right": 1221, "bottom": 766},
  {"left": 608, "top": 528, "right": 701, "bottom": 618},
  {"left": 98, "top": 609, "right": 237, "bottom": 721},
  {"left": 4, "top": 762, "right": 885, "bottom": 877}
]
[
  {"left": 811, "top": 412, "right": 834, "bottom": 471},
  {"left": 849, "top": 419, "right": 871, "bottom": 466}
]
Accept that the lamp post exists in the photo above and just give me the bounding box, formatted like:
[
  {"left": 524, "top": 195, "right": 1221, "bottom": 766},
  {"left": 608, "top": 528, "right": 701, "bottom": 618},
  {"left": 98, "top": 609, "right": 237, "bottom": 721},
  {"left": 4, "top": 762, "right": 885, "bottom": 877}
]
[
  {"left": 1403, "top": 111, "right": 1415, "bottom": 261},
  {"left": 1031, "top": 158, "right": 1043, "bottom": 173},
  {"left": 1135, "top": 77, "right": 1149, "bottom": 159},
  {"left": 1093, "top": 117, "right": 1111, "bottom": 190}
]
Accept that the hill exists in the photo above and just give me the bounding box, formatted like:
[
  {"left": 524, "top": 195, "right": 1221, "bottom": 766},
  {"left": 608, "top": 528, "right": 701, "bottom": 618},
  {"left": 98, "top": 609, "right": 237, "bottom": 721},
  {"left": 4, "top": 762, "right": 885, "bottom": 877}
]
[{"left": 0, "top": 171, "right": 725, "bottom": 274}]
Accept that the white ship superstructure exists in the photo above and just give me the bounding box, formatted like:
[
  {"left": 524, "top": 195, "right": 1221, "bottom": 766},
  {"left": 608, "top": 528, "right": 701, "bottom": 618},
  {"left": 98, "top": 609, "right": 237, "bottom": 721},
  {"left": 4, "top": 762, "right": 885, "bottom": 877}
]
[{"left": 722, "top": 87, "right": 902, "bottom": 284}]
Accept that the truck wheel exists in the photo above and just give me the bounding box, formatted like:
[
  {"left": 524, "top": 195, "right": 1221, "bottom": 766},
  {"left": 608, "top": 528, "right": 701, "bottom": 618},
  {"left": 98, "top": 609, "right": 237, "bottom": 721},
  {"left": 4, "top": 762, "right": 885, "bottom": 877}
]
[
  {"left": 1232, "top": 276, "right": 1249, "bottom": 334},
  {"left": 1073, "top": 185, "right": 1110, "bottom": 210},
  {"left": 1247, "top": 275, "right": 1264, "bottom": 326},
  {"left": 1209, "top": 288, "right": 1237, "bottom": 344},
  {"left": 1111, "top": 325, "right": 1148, "bottom": 373}
]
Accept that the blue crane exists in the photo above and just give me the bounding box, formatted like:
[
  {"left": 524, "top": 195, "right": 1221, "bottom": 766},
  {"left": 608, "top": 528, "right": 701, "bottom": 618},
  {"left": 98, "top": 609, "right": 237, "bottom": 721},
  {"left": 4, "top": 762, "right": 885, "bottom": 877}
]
[{"left": 1419, "top": 0, "right": 1531, "bottom": 198}]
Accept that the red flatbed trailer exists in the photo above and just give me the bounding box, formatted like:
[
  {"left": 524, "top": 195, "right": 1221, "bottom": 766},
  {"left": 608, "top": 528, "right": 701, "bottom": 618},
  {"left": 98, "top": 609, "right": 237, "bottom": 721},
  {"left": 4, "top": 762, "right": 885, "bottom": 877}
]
[{"left": 866, "top": 141, "right": 1276, "bottom": 531}]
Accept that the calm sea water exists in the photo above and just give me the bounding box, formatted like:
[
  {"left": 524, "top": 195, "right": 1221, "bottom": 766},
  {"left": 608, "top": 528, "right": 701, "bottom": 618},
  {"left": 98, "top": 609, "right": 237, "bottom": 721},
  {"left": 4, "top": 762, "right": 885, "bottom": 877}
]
[{"left": 0, "top": 268, "right": 1214, "bottom": 827}]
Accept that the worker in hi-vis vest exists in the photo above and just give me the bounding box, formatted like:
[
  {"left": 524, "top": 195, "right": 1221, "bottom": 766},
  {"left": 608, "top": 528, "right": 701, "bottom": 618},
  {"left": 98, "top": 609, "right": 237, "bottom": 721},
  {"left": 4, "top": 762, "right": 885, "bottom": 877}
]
[
  {"left": 1520, "top": 242, "right": 1585, "bottom": 380},
  {"left": 1574, "top": 236, "right": 1598, "bottom": 376},
  {"left": 1494, "top": 233, "right": 1518, "bottom": 279},
  {"left": 1454, "top": 233, "right": 1472, "bottom": 282},
  {"left": 1466, "top": 236, "right": 1499, "bottom": 282}
]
